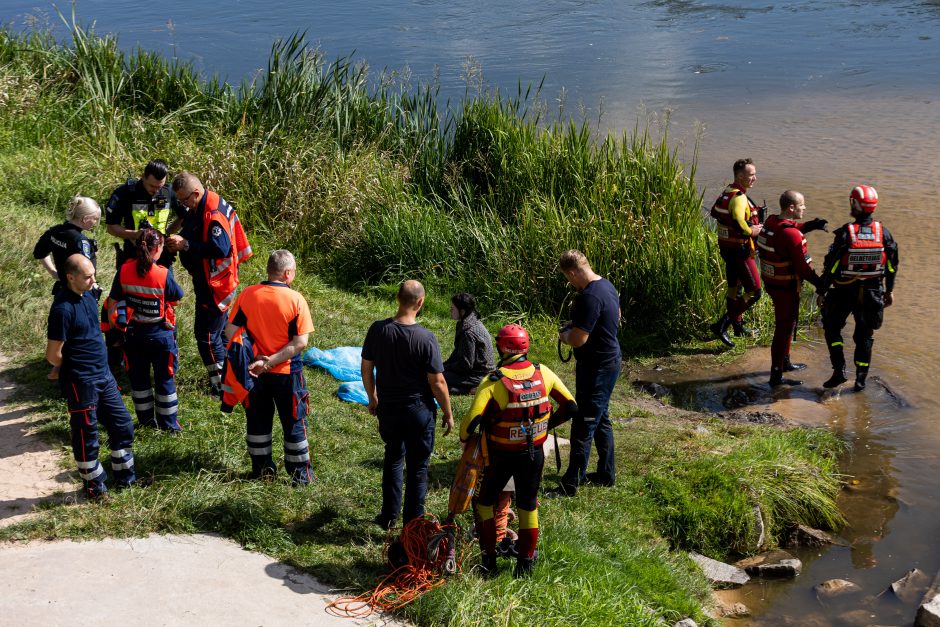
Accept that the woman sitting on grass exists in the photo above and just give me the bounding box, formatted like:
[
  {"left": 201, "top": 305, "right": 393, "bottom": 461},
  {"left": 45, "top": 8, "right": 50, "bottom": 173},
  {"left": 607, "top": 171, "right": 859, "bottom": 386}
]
[{"left": 443, "top": 292, "right": 494, "bottom": 395}]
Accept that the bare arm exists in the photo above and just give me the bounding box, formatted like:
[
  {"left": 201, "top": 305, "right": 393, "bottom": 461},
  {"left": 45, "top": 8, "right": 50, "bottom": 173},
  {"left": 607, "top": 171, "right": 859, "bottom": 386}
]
[
  {"left": 428, "top": 372, "right": 454, "bottom": 436},
  {"left": 46, "top": 340, "right": 64, "bottom": 367},
  {"left": 250, "top": 333, "right": 309, "bottom": 376},
  {"left": 560, "top": 326, "right": 590, "bottom": 348},
  {"left": 361, "top": 358, "right": 377, "bottom": 415},
  {"left": 38, "top": 256, "right": 58, "bottom": 280},
  {"left": 107, "top": 223, "right": 140, "bottom": 242}
]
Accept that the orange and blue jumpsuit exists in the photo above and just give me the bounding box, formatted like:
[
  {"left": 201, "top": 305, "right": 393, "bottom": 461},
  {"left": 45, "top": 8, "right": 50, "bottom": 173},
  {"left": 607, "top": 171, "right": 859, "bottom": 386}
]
[
  {"left": 227, "top": 281, "right": 314, "bottom": 484},
  {"left": 460, "top": 356, "right": 577, "bottom": 562}
]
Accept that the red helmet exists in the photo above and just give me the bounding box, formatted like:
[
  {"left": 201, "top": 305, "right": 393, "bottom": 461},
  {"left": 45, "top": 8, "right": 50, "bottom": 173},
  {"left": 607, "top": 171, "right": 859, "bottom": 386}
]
[
  {"left": 496, "top": 324, "right": 530, "bottom": 355},
  {"left": 850, "top": 185, "right": 878, "bottom": 213}
]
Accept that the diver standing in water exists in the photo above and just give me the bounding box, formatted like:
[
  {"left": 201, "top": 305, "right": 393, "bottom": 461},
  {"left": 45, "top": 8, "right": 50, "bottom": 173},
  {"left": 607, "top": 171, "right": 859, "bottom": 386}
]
[{"left": 818, "top": 185, "right": 899, "bottom": 391}]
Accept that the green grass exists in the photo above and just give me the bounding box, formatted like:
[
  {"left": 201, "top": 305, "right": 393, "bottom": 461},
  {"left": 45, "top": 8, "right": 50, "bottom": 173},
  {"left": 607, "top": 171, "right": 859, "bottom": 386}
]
[{"left": 0, "top": 17, "right": 845, "bottom": 625}]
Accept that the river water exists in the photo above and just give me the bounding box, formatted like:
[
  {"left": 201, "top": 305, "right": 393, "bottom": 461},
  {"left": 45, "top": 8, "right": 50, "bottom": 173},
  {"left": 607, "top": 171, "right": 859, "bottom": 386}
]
[{"left": 7, "top": 0, "right": 940, "bottom": 623}]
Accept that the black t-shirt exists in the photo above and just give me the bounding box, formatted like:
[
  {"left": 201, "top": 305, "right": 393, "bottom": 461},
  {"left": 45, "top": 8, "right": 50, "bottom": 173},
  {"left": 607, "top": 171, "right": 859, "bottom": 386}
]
[
  {"left": 361, "top": 318, "right": 444, "bottom": 403},
  {"left": 47, "top": 288, "right": 108, "bottom": 381},
  {"left": 32, "top": 222, "right": 97, "bottom": 280},
  {"left": 105, "top": 179, "right": 186, "bottom": 265},
  {"left": 571, "top": 277, "right": 622, "bottom": 368}
]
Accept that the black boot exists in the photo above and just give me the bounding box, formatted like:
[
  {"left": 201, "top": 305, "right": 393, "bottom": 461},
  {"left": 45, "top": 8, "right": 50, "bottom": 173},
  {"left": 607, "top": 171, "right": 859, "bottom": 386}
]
[
  {"left": 854, "top": 368, "right": 869, "bottom": 392},
  {"left": 514, "top": 556, "right": 534, "bottom": 578},
  {"left": 783, "top": 357, "right": 807, "bottom": 371},
  {"left": 769, "top": 367, "right": 801, "bottom": 387},
  {"left": 710, "top": 315, "right": 735, "bottom": 348},
  {"left": 480, "top": 553, "right": 498, "bottom": 578},
  {"left": 823, "top": 365, "right": 848, "bottom": 389}
]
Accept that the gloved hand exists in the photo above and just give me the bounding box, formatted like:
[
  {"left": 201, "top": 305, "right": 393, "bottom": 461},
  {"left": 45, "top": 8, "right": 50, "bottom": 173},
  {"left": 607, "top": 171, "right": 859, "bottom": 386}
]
[{"left": 803, "top": 218, "right": 829, "bottom": 233}]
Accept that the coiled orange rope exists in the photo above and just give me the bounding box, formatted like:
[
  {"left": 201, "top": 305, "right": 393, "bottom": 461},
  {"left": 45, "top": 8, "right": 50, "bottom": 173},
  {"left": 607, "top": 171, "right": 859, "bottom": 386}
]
[{"left": 326, "top": 514, "right": 468, "bottom": 618}]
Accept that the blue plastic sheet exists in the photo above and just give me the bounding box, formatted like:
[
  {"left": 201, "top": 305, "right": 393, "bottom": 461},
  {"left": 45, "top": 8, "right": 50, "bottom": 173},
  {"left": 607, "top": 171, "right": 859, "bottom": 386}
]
[
  {"left": 301, "top": 346, "right": 363, "bottom": 382},
  {"left": 337, "top": 381, "right": 369, "bottom": 406}
]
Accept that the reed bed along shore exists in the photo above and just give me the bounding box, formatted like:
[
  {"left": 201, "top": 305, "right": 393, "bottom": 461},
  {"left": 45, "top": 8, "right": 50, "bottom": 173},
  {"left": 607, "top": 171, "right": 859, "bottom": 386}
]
[
  {"left": 0, "top": 14, "right": 741, "bottom": 350},
  {"left": 0, "top": 16, "right": 839, "bottom": 625}
]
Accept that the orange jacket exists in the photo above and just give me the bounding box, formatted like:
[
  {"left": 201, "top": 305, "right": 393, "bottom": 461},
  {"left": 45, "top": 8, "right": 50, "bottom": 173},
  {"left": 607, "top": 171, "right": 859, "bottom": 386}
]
[{"left": 202, "top": 191, "right": 252, "bottom": 312}]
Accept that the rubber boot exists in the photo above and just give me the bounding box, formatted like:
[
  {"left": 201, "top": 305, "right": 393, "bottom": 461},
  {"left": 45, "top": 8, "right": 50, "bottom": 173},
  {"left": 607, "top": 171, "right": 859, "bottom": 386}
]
[
  {"left": 769, "top": 367, "right": 801, "bottom": 387},
  {"left": 823, "top": 365, "right": 848, "bottom": 389},
  {"left": 514, "top": 557, "right": 534, "bottom": 578},
  {"left": 480, "top": 553, "right": 498, "bottom": 578},
  {"left": 710, "top": 315, "right": 735, "bottom": 348},
  {"left": 783, "top": 357, "right": 807, "bottom": 371},
  {"left": 854, "top": 368, "right": 869, "bottom": 392}
]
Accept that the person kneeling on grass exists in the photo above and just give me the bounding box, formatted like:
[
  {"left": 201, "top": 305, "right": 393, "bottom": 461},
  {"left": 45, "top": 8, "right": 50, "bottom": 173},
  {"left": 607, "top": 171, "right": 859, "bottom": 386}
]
[
  {"left": 460, "top": 324, "right": 577, "bottom": 578},
  {"left": 443, "top": 292, "right": 494, "bottom": 395}
]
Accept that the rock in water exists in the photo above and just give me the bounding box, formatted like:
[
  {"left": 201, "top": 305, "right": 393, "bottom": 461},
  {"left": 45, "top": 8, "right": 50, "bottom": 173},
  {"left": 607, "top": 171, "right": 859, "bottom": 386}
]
[
  {"left": 688, "top": 552, "right": 749, "bottom": 588},
  {"left": 815, "top": 578, "right": 862, "bottom": 599}
]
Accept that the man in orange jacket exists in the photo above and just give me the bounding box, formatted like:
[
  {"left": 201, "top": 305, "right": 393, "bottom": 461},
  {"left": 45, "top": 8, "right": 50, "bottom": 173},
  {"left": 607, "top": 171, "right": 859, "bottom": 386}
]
[{"left": 168, "top": 172, "right": 252, "bottom": 398}]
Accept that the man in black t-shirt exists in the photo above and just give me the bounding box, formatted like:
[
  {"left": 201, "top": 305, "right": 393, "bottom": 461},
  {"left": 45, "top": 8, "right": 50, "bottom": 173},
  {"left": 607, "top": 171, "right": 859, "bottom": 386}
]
[
  {"left": 361, "top": 280, "right": 454, "bottom": 528},
  {"left": 554, "top": 250, "right": 622, "bottom": 497},
  {"left": 46, "top": 255, "right": 137, "bottom": 500},
  {"left": 105, "top": 159, "right": 185, "bottom": 268}
]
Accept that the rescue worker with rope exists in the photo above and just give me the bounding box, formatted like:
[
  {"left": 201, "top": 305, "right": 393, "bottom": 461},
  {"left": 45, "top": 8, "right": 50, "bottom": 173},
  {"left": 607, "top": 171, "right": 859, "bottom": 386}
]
[
  {"left": 460, "top": 324, "right": 577, "bottom": 577},
  {"left": 107, "top": 228, "right": 184, "bottom": 432},
  {"left": 709, "top": 158, "right": 764, "bottom": 347},
  {"left": 33, "top": 196, "right": 101, "bottom": 380},
  {"left": 756, "top": 191, "right": 828, "bottom": 386},
  {"left": 223, "top": 250, "right": 315, "bottom": 485},
  {"left": 167, "top": 172, "right": 252, "bottom": 398},
  {"left": 818, "top": 185, "right": 899, "bottom": 391}
]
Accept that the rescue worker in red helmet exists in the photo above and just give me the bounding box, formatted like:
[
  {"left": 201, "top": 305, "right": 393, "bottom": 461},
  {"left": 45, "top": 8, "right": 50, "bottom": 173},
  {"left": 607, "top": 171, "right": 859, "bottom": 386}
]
[
  {"left": 709, "top": 158, "right": 764, "bottom": 347},
  {"left": 460, "top": 324, "right": 578, "bottom": 577},
  {"left": 757, "top": 191, "right": 828, "bottom": 386},
  {"left": 818, "top": 185, "right": 898, "bottom": 391},
  {"left": 108, "top": 228, "right": 185, "bottom": 432}
]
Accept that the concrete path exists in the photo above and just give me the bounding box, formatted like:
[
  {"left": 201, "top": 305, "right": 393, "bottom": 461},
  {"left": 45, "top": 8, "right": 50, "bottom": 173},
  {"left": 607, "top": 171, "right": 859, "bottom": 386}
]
[
  {"left": 0, "top": 361, "right": 404, "bottom": 626},
  {"left": 0, "top": 533, "right": 401, "bottom": 626}
]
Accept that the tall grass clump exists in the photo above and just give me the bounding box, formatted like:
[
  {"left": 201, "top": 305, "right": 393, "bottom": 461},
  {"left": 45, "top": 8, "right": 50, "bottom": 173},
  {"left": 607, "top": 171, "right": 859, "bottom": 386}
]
[{"left": 1, "top": 13, "right": 725, "bottom": 354}]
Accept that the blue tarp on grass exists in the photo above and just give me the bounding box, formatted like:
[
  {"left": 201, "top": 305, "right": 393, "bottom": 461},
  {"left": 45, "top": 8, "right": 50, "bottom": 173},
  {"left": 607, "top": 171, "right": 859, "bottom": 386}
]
[{"left": 302, "top": 346, "right": 369, "bottom": 406}]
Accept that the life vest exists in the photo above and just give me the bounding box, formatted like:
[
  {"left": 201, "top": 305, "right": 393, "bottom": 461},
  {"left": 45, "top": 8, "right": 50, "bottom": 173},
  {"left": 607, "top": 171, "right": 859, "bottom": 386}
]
[
  {"left": 838, "top": 222, "right": 886, "bottom": 280},
  {"left": 487, "top": 364, "right": 553, "bottom": 452},
  {"left": 128, "top": 179, "right": 174, "bottom": 233},
  {"left": 710, "top": 185, "right": 759, "bottom": 249},
  {"left": 757, "top": 217, "right": 802, "bottom": 287},
  {"left": 202, "top": 191, "right": 253, "bottom": 312},
  {"left": 117, "top": 260, "right": 177, "bottom": 329}
]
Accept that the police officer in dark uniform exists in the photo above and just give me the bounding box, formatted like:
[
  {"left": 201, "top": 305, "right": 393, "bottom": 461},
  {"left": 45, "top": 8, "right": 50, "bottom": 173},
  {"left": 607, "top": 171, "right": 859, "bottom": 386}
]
[
  {"left": 105, "top": 159, "right": 186, "bottom": 268},
  {"left": 33, "top": 195, "right": 102, "bottom": 380},
  {"left": 818, "top": 185, "right": 899, "bottom": 391},
  {"left": 33, "top": 195, "right": 101, "bottom": 293}
]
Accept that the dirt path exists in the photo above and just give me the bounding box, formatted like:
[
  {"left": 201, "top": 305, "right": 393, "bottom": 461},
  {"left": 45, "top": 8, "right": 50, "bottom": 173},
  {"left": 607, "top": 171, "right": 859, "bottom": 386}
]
[
  {"left": 0, "top": 361, "right": 404, "bottom": 626},
  {"left": 0, "top": 360, "right": 74, "bottom": 527}
]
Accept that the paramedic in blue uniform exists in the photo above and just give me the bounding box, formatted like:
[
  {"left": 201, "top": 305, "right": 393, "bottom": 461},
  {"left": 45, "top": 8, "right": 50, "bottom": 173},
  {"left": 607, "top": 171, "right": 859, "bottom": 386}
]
[{"left": 46, "top": 254, "right": 137, "bottom": 499}]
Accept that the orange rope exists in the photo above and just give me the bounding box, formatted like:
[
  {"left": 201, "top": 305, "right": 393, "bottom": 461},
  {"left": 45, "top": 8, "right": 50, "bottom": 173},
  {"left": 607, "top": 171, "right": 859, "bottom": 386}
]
[{"left": 326, "top": 514, "right": 468, "bottom": 618}]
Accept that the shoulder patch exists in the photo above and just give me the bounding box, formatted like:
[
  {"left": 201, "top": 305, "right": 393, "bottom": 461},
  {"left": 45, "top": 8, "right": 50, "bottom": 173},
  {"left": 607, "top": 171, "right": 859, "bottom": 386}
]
[
  {"left": 211, "top": 225, "right": 223, "bottom": 238},
  {"left": 81, "top": 240, "right": 91, "bottom": 257}
]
